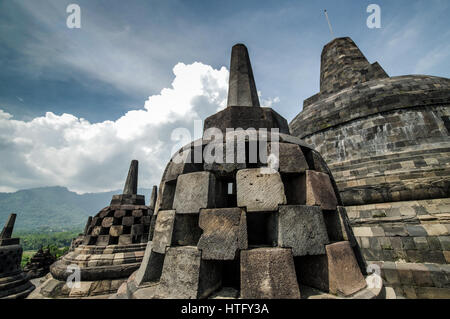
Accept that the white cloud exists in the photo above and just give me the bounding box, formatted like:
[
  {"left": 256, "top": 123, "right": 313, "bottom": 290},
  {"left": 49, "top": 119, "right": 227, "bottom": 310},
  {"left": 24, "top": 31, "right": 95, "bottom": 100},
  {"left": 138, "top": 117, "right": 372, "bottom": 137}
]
[{"left": 0, "top": 62, "right": 229, "bottom": 194}]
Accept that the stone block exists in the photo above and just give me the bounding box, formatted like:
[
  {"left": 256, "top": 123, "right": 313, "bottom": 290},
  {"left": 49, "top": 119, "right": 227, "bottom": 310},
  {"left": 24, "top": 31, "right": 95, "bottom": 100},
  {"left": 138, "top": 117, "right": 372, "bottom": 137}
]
[
  {"left": 82, "top": 235, "right": 96, "bottom": 246},
  {"left": 305, "top": 149, "right": 329, "bottom": 173},
  {"left": 203, "top": 105, "right": 290, "bottom": 135},
  {"left": 152, "top": 210, "right": 176, "bottom": 254},
  {"left": 236, "top": 168, "right": 286, "bottom": 212},
  {"left": 406, "top": 224, "right": 427, "bottom": 237},
  {"left": 122, "top": 216, "right": 134, "bottom": 226},
  {"left": 114, "top": 210, "right": 127, "bottom": 218},
  {"left": 96, "top": 235, "right": 111, "bottom": 246},
  {"left": 69, "top": 281, "right": 93, "bottom": 297},
  {"left": 156, "top": 246, "right": 222, "bottom": 299},
  {"left": 203, "top": 141, "right": 246, "bottom": 177},
  {"left": 154, "top": 180, "right": 176, "bottom": 212},
  {"left": 296, "top": 241, "right": 367, "bottom": 296},
  {"left": 109, "top": 225, "right": 123, "bottom": 237},
  {"left": 134, "top": 242, "right": 165, "bottom": 286},
  {"left": 91, "top": 226, "right": 102, "bottom": 237},
  {"left": 102, "top": 217, "right": 117, "bottom": 228},
  {"left": 240, "top": 248, "right": 300, "bottom": 299},
  {"left": 300, "top": 170, "right": 338, "bottom": 210},
  {"left": 164, "top": 148, "right": 202, "bottom": 182},
  {"left": 173, "top": 172, "right": 218, "bottom": 214},
  {"left": 118, "top": 234, "right": 132, "bottom": 245},
  {"left": 198, "top": 208, "right": 247, "bottom": 260},
  {"left": 277, "top": 205, "right": 329, "bottom": 256},
  {"left": 132, "top": 210, "right": 143, "bottom": 218},
  {"left": 268, "top": 142, "right": 308, "bottom": 173}
]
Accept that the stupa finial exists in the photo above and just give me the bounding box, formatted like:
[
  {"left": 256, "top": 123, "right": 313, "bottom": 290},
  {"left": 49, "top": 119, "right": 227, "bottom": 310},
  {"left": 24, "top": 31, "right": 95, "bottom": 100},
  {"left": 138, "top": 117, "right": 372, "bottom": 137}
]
[
  {"left": 0, "top": 213, "right": 16, "bottom": 239},
  {"left": 123, "top": 160, "right": 138, "bottom": 195},
  {"left": 227, "top": 44, "right": 260, "bottom": 107}
]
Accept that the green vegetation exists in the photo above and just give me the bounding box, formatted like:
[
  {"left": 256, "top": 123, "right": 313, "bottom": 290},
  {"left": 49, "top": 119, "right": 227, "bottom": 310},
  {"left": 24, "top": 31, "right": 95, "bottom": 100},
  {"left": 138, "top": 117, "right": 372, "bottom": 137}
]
[
  {"left": 17, "top": 230, "right": 80, "bottom": 267},
  {"left": 22, "top": 250, "right": 35, "bottom": 268},
  {"left": 14, "top": 229, "right": 82, "bottom": 251}
]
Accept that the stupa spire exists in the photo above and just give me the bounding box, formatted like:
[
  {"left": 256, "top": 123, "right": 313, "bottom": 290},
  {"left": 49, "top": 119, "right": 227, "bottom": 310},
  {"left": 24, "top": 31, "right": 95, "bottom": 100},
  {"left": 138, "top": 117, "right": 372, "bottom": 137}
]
[
  {"left": 123, "top": 160, "right": 138, "bottom": 195},
  {"left": 227, "top": 44, "right": 260, "bottom": 107},
  {"left": 0, "top": 213, "right": 16, "bottom": 239}
]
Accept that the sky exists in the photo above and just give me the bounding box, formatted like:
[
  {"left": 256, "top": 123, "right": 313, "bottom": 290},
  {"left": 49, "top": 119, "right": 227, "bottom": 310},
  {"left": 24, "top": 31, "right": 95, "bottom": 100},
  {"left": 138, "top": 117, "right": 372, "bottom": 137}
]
[{"left": 0, "top": 0, "right": 449, "bottom": 194}]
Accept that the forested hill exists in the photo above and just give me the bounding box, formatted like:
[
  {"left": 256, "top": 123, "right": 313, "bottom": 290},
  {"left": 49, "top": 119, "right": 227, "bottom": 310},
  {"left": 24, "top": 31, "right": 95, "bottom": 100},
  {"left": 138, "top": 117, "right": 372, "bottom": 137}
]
[{"left": 0, "top": 186, "right": 151, "bottom": 232}]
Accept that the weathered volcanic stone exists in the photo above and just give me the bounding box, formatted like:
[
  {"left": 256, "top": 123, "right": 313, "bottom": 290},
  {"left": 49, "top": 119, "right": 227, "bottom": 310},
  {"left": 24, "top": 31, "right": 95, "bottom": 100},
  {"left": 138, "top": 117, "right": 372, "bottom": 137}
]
[
  {"left": 300, "top": 170, "right": 338, "bottom": 210},
  {"left": 164, "top": 149, "right": 202, "bottom": 182},
  {"left": 268, "top": 142, "right": 308, "bottom": 173},
  {"left": 0, "top": 214, "right": 16, "bottom": 239},
  {"left": 326, "top": 241, "right": 367, "bottom": 295},
  {"left": 152, "top": 210, "right": 176, "bottom": 254},
  {"left": 102, "top": 217, "right": 116, "bottom": 228},
  {"left": 203, "top": 141, "right": 247, "bottom": 177},
  {"left": 149, "top": 185, "right": 157, "bottom": 210},
  {"left": 236, "top": 168, "right": 287, "bottom": 212},
  {"left": 322, "top": 206, "right": 356, "bottom": 244},
  {"left": 198, "top": 208, "right": 248, "bottom": 260},
  {"left": 227, "top": 43, "right": 260, "bottom": 107},
  {"left": 118, "top": 234, "right": 132, "bottom": 245},
  {"left": 154, "top": 180, "right": 176, "bottom": 212},
  {"left": 123, "top": 159, "right": 138, "bottom": 195},
  {"left": 122, "top": 216, "right": 134, "bottom": 226},
  {"left": 204, "top": 106, "right": 290, "bottom": 135},
  {"left": 109, "top": 225, "right": 123, "bottom": 237},
  {"left": 156, "top": 246, "right": 222, "bottom": 299},
  {"left": 240, "top": 248, "right": 300, "bottom": 299},
  {"left": 134, "top": 242, "right": 165, "bottom": 286},
  {"left": 278, "top": 205, "right": 329, "bottom": 256},
  {"left": 173, "top": 172, "right": 218, "bottom": 214},
  {"left": 296, "top": 241, "right": 367, "bottom": 296}
]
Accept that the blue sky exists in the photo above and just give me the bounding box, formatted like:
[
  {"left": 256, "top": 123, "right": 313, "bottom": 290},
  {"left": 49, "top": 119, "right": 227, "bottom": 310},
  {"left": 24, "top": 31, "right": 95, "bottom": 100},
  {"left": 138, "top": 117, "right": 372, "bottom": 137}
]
[{"left": 0, "top": 0, "right": 449, "bottom": 193}]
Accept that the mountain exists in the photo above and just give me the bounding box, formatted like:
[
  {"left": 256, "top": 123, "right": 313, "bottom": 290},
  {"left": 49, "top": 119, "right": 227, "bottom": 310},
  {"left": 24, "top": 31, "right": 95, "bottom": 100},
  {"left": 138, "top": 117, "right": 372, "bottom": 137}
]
[{"left": 0, "top": 186, "right": 152, "bottom": 232}]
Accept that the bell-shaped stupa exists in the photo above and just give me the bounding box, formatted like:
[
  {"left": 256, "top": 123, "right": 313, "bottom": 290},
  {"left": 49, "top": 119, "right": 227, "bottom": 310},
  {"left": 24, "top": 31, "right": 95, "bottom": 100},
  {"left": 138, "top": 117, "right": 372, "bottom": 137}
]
[
  {"left": 114, "top": 44, "right": 383, "bottom": 299},
  {"left": 0, "top": 214, "right": 35, "bottom": 299},
  {"left": 29, "top": 160, "right": 156, "bottom": 298}
]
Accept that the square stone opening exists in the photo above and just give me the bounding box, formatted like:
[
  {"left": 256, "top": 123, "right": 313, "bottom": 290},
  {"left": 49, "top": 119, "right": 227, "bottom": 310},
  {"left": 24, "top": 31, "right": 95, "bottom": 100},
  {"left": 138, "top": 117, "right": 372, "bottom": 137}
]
[
  {"left": 221, "top": 256, "right": 241, "bottom": 290},
  {"left": 122, "top": 225, "right": 131, "bottom": 234},
  {"left": 246, "top": 212, "right": 277, "bottom": 247},
  {"left": 281, "top": 173, "right": 306, "bottom": 205},
  {"left": 214, "top": 176, "right": 237, "bottom": 208},
  {"left": 109, "top": 236, "right": 119, "bottom": 245},
  {"left": 294, "top": 255, "right": 330, "bottom": 293},
  {"left": 158, "top": 180, "right": 177, "bottom": 211},
  {"left": 172, "top": 214, "right": 202, "bottom": 247}
]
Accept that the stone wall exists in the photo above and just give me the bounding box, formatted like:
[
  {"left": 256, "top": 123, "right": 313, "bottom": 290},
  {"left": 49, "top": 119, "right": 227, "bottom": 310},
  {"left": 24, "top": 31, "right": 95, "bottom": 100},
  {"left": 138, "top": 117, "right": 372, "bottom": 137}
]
[
  {"left": 300, "top": 104, "right": 450, "bottom": 205},
  {"left": 347, "top": 198, "right": 450, "bottom": 298},
  {"left": 289, "top": 37, "right": 450, "bottom": 298}
]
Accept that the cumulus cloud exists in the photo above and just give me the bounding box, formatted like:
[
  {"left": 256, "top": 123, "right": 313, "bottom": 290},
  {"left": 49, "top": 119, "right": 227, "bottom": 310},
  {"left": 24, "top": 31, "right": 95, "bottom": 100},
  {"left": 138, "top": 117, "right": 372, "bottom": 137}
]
[{"left": 0, "top": 62, "right": 230, "bottom": 193}]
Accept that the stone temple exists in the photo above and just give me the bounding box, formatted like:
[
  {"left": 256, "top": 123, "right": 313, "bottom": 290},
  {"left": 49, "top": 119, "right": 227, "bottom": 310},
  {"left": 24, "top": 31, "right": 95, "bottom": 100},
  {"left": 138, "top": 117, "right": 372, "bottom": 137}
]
[
  {"left": 29, "top": 160, "right": 156, "bottom": 298},
  {"left": 0, "top": 214, "right": 35, "bottom": 299},
  {"left": 23, "top": 248, "right": 56, "bottom": 280},
  {"left": 290, "top": 37, "right": 450, "bottom": 298},
  {"left": 112, "top": 44, "right": 383, "bottom": 299}
]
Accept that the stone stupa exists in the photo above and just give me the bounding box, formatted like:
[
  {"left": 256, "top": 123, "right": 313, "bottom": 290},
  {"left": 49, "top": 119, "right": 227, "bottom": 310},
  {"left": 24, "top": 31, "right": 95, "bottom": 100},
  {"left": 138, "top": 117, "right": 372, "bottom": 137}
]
[
  {"left": 29, "top": 160, "right": 156, "bottom": 298},
  {"left": 290, "top": 37, "right": 450, "bottom": 298},
  {"left": 114, "top": 44, "right": 383, "bottom": 299},
  {"left": 0, "top": 214, "right": 35, "bottom": 299},
  {"left": 23, "top": 248, "right": 56, "bottom": 279}
]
